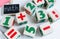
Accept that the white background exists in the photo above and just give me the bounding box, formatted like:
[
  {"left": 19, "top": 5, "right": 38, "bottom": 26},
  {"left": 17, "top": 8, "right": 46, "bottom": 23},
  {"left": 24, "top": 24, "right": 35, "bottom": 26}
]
[{"left": 0, "top": 0, "right": 60, "bottom": 39}]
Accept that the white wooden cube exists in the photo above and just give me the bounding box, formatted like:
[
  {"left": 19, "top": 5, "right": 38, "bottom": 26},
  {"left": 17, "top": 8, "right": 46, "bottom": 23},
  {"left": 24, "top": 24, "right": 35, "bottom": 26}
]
[
  {"left": 48, "top": 9, "right": 60, "bottom": 21},
  {"left": 0, "top": 31, "right": 7, "bottom": 39},
  {"left": 24, "top": 2, "right": 36, "bottom": 15},
  {"left": 16, "top": 11, "right": 28, "bottom": 25},
  {"left": 39, "top": 22, "right": 52, "bottom": 35},
  {"left": 0, "top": 16, "right": 14, "bottom": 27},
  {"left": 35, "top": 8, "right": 48, "bottom": 22},
  {"left": 33, "top": 0, "right": 44, "bottom": 5},
  {"left": 5, "top": 27, "right": 21, "bottom": 39},
  {"left": 23, "top": 24, "right": 37, "bottom": 37}
]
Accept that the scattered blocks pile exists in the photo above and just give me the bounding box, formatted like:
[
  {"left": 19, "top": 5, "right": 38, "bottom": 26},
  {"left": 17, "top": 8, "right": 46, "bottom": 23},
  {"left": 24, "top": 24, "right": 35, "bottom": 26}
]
[{"left": 0, "top": 0, "right": 59, "bottom": 39}]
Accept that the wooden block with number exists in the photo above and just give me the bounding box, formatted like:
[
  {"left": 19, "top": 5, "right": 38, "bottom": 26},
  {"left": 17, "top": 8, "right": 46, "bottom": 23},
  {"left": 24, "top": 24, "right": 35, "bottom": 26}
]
[
  {"left": 24, "top": 2, "right": 36, "bottom": 15},
  {"left": 39, "top": 22, "right": 52, "bottom": 36},
  {"left": 5, "top": 27, "right": 21, "bottom": 39},
  {"left": 35, "top": 8, "right": 48, "bottom": 22},
  {"left": 0, "top": 16, "right": 15, "bottom": 27},
  {"left": 23, "top": 24, "right": 37, "bottom": 37},
  {"left": 16, "top": 12, "right": 28, "bottom": 25},
  {"left": 48, "top": 9, "right": 60, "bottom": 22},
  {"left": 33, "top": 0, "right": 44, "bottom": 5}
]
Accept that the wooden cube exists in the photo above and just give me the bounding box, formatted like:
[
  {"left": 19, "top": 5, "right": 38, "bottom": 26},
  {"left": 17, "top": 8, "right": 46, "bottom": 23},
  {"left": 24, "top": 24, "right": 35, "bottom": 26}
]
[
  {"left": 48, "top": 9, "right": 60, "bottom": 22},
  {"left": 16, "top": 12, "right": 28, "bottom": 25},
  {"left": 5, "top": 27, "right": 21, "bottom": 39},
  {"left": 0, "top": 16, "right": 15, "bottom": 27},
  {"left": 39, "top": 22, "right": 52, "bottom": 36},
  {"left": 0, "top": 31, "right": 7, "bottom": 39},
  {"left": 23, "top": 24, "right": 37, "bottom": 37},
  {"left": 33, "top": 0, "right": 44, "bottom": 5},
  {"left": 35, "top": 8, "right": 48, "bottom": 22},
  {"left": 24, "top": 2, "right": 36, "bottom": 15}
]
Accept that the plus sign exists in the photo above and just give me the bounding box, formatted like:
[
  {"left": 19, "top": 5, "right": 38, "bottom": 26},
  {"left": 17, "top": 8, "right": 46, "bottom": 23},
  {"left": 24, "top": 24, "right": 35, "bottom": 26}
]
[
  {"left": 18, "top": 13, "right": 25, "bottom": 20},
  {"left": 37, "top": 0, "right": 42, "bottom": 3}
]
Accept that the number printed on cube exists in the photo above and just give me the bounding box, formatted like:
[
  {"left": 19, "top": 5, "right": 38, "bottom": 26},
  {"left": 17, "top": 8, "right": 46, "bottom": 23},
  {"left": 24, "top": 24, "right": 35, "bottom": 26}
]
[
  {"left": 24, "top": 2, "right": 36, "bottom": 15},
  {"left": 4, "top": 4, "right": 19, "bottom": 14},
  {"left": 33, "top": 0, "right": 44, "bottom": 5},
  {"left": 39, "top": 22, "right": 52, "bottom": 35},
  {"left": 35, "top": 9, "right": 48, "bottom": 22},
  {"left": 0, "top": 31, "right": 7, "bottom": 39},
  {"left": 5, "top": 27, "right": 21, "bottom": 39},
  {"left": 24, "top": 24, "right": 37, "bottom": 37},
  {"left": 16, "top": 12, "right": 28, "bottom": 25},
  {"left": 46, "top": 0, "right": 54, "bottom": 3},
  {"left": 0, "top": 16, "right": 14, "bottom": 27},
  {"left": 48, "top": 9, "right": 60, "bottom": 21}
]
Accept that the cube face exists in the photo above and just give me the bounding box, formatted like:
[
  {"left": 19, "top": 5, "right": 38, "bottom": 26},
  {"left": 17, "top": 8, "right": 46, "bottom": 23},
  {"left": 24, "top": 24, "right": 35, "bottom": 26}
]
[
  {"left": 33, "top": 0, "right": 44, "bottom": 5},
  {"left": 0, "top": 16, "right": 14, "bottom": 27},
  {"left": 4, "top": 4, "right": 19, "bottom": 14},
  {"left": 0, "top": 31, "right": 7, "bottom": 39},
  {"left": 24, "top": 2, "right": 36, "bottom": 15},
  {"left": 48, "top": 9, "right": 60, "bottom": 21},
  {"left": 24, "top": 24, "right": 37, "bottom": 37},
  {"left": 35, "top": 9, "right": 48, "bottom": 22},
  {"left": 5, "top": 27, "right": 21, "bottom": 39},
  {"left": 16, "top": 12, "right": 28, "bottom": 25},
  {"left": 39, "top": 22, "right": 52, "bottom": 35}
]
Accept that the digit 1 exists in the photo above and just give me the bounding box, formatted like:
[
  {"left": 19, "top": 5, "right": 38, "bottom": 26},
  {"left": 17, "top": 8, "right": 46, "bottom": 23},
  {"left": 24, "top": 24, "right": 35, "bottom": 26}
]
[
  {"left": 26, "top": 26, "right": 35, "bottom": 34},
  {"left": 3, "top": 17, "right": 10, "bottom": 26}
]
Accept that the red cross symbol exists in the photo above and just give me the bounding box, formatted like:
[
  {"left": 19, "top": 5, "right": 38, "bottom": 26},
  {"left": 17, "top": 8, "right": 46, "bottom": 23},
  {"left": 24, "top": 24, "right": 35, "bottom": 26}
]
[
  {"left": 37, "top": 0, "right": 42, "bottom": 3},
  {"left": 52, "top": 11, "right": 59, "bottom": 18},
  {"left": 18, "top": 13, "right": 25, "bottom": 20}
]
